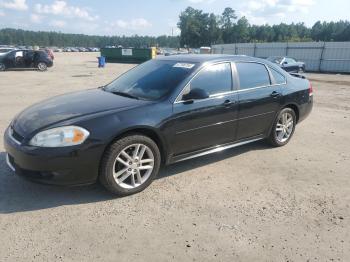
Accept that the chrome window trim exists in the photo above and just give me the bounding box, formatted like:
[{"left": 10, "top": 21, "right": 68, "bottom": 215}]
[
  {"left": 174, "top": 60, "right": 287, "bottom": 105},
  {"left": 174, "top": 83, "right": 286, "bottom": 104}
]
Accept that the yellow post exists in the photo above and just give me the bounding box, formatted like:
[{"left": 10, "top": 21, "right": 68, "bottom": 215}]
[{"left": 151, "top": 47, "right": 156, "bottom": 59}]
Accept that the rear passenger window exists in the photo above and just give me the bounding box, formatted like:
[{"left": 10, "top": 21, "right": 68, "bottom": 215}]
[
  {"left": 236, "top": 62, "right": 271, "bottom": 90},
  {"left": 190, "top": 63, "right": 232, "bottom": 95},
  {"left": 269, "top": 67, "right": 286, "bottom": 84}
]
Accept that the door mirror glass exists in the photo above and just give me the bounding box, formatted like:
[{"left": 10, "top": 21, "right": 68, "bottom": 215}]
[{"left": 182, "top": 88, "right": 209, "bottom": 101}]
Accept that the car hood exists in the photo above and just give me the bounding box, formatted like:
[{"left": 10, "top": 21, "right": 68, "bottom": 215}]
[{"left": 12, "top": 89, "right": 149, "bottom": 136}]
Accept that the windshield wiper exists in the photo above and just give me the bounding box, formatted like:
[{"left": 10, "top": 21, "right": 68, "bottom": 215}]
[{"left": 110, "top": 91, "right": 140, "bottom": 100}]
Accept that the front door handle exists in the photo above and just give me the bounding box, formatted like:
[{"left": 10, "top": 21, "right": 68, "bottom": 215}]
[
  {"left": 223, "top": 99, "right": 236, "bottom": 107},
  {"left": 270, "top": 91, "right": 281, "bottom": 98}
]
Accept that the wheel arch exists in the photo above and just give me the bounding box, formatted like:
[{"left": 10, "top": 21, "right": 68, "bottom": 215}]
[
  {"left": 282, "top": 103, "right": 300, "bottom": 123},
  {"left": 103, "top": 126, "right": 168, "bottom": 166}
]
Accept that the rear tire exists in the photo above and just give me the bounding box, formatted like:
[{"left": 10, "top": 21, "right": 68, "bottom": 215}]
[
  {"left": 99, "top": 134, "right": 161, "bottom": 196},
  {"left": 0, "top": 63, "right": 5, "bottom": 71},
  {"left": 37, "top": 62, "right": 47, "bottom": 71},
  {"left": 268, "top": 108, "right": 296, "bottom": 147}
]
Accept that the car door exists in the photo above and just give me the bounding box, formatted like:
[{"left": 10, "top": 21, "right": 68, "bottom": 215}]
[
  {"left": 23, "top": 50, "right": 34, "bottom": 67},
  {"left": 170, "top": 62, "right": 239, "bottom": 156},
  {"left": 14, "top": 50, "right": 25, "bottom": 68},
  {"left": 235, "top": 62, "right": 283, "bottom": 140},
  {"left": 3, "top": 51, "right": 16, "bottom": 68}
]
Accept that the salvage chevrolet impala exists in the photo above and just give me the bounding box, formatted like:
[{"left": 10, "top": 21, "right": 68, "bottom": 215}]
[{"left": 4, "top": 55, "right": 313, "bottom": 196}]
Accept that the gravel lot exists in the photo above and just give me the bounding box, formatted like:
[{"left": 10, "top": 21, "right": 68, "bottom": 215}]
[{"left": 0, "top": 53, "right": 349, "bottom": 261}]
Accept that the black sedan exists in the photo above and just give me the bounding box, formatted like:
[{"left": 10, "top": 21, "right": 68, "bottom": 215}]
[
  {"left": 267, "top": 56, "right": 305, "bottom": 73},
  {"left": 4, "top": 55, "right": 313, "bottom": 196},
  {"left": 0, "top": 49, "right": 53, "bottom": 71}
]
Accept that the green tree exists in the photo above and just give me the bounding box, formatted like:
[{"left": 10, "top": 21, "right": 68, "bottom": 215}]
[{"left": 220, "top": 7, "right": 237, "bottom": 43}]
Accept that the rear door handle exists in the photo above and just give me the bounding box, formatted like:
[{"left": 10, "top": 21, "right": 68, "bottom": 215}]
[{"left": 270, "top": 91, "right": 281, "bottom": 98}]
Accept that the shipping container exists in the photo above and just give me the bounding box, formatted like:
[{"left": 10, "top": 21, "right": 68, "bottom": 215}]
[{"left": 100, "top": 47, "right": 156, "bottom": 63}]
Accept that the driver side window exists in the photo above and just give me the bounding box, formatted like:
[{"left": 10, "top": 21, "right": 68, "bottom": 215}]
[{"left": 185, "top": 63, "right": 232, "bottom": 97}]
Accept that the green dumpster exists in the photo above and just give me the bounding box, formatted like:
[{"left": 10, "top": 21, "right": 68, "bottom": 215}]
[{"left": 100, "top": 47, "right": 156, "bottom": 63}]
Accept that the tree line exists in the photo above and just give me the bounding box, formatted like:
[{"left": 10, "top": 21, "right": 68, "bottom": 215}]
[
  {"left": 178, "top": 7, "right": 350, "bottom": 47},
  {"left": 1, "top": 6, "right": 350, "bottom": 48},
  {"left": 0, "top": 28, "right": 180, "bottom": 48}
]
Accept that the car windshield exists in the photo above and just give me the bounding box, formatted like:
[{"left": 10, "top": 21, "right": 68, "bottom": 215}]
[
  {"left": 267, "top": 56, "right": 283, "bottom": 64},
  {"left": 103, "top": 59, "right": 197, "bottom": 100}
]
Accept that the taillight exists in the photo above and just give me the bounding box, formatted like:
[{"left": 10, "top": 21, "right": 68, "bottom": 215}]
[{"left": 309, "top": 81, "right": 313, "bottom": 96}]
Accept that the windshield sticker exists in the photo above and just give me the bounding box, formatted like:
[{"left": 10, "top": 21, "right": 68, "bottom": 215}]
[{"left": 173, "top": 63, "right": 195, "bottom": 69}]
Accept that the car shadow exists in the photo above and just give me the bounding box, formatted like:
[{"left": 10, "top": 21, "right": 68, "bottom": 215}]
[{"left": 0, "top": 141, "right": 269, "bottom": 214}]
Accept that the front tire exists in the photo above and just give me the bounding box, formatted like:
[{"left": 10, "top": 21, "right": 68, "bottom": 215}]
[
  {"left": 268, "top": 108, "right": 296, "bottom": 147},
  {"left": 99, "top": 134, "right": 161, "bottom": 196}
]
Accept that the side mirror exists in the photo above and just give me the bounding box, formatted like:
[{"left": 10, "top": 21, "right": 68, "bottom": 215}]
[
  {"left": 182, "top": 88, "right": 209, "bottom": 101},
  {"left": 282, "top": 61, "right": 288, "bottom": 65}
]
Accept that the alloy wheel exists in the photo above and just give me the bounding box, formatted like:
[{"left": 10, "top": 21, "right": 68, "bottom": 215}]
[
  {"left": 0, "top": 63, "right": 5, "bottom": 71},
  {"left": 112, "top": 143, "right": 154, "bottom": 189},
  {"left": 38, "top": 62, "right": 47, "bottom": 71},
  {"left": 275, "top": 112, "right": 294, "bottom": 143}
]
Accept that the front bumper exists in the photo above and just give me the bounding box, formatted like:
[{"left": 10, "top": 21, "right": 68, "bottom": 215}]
[{"left": 4, "top": 127, "right": 103, "bottom": 186}]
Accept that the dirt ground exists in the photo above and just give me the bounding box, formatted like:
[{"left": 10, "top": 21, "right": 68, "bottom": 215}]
[{"left": 0, "top": 53, "right": 349, "bottom": 262}]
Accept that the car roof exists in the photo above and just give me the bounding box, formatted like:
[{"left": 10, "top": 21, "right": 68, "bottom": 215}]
[
  {"left": 10, "top": 49, "right": 44, "bottom": 53},
  {"left": 156, "top": 54, "right": 268, "bottom": 64}
]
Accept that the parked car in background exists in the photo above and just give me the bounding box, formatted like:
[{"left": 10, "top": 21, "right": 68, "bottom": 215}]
[
  {"left": 164, "top": 49, "right": 177, "bottom": 56},
  {"left": 40, "top": 48, "right": 54, "bottom": 60},
  {"left": 52, "top": 47, "right": 62, "bottom": 52},
  {"left": 4, "top": 55, "right": 313, "bottom": 196},
  {"left": 267, "top": 56, "right": 305, "bottom": 73},
  {"left": 0, "top": 49, "right": 53, "bottom": 71}
]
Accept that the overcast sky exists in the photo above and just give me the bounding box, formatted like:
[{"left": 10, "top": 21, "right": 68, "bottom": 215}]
[{"left": 0, "top": 0, "right": 349, "bottom": 36}]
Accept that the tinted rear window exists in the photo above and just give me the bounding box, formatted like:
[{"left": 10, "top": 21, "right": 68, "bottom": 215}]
[{"left": 236, "top": 62, "right": 271, "bottom": 90}]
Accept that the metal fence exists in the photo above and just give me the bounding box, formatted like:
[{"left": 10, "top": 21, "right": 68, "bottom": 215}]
[{"left": 212, "top": 42, "right": 350, "bottom": 73}]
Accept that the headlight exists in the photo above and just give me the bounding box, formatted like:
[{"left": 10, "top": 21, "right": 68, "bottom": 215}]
[{"left": 29, "top": 126, "right": 90, "bottom": 147}]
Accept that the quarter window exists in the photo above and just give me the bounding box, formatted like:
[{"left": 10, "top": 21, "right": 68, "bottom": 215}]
[
  {"left": 189, "top": 63, "right": 232, "bottom": 96},
  {"left": 269, "top": 67, "right": 286, "bottom": 84},
  {"left": 236, "top": 62, "right": 271, "bottom": 90}
]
